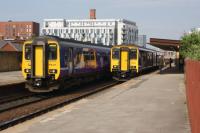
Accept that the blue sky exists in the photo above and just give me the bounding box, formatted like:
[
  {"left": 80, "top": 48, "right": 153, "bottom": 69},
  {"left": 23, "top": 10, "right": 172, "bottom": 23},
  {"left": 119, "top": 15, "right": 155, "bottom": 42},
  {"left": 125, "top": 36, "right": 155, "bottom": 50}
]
[{"left": 0, "top": 0, "right": 199, "bottom": 41}]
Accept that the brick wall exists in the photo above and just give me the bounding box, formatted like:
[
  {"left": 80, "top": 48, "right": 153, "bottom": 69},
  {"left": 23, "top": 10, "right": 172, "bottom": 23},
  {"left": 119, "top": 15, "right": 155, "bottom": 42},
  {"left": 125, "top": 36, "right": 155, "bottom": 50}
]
[
  {"left": 185, "top": 60, "right": 200, "bottom": 133},
  {"left": 0, "top": 21, "right": 39, "bottom": 40},
  {"left": 0, "top": 51, "right": 22, "bottom": 72}
]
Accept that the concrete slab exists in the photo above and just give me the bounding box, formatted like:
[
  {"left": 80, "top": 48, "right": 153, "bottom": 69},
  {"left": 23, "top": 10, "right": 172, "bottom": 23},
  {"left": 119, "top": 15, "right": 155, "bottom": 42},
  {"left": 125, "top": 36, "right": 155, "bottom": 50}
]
[
  {"left": 1, "top": 71, "right": 190, "bottom": 133},
  {"left": 0, "top": 71, "right": 24, "bottom": 86}
]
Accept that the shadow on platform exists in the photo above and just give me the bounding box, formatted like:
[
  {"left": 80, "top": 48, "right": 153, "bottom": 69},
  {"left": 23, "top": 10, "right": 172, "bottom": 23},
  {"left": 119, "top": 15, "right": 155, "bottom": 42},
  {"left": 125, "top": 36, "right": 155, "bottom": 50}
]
[{"left": 160, "top": 66, "right": 184, "bottom": 74}]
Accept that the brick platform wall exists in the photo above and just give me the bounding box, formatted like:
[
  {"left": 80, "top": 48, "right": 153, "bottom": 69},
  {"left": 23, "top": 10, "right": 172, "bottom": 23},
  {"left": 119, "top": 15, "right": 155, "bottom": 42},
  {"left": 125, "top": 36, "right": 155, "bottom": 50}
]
[{"left": 185, "top": 60, "right": 200, "bottom": 133}]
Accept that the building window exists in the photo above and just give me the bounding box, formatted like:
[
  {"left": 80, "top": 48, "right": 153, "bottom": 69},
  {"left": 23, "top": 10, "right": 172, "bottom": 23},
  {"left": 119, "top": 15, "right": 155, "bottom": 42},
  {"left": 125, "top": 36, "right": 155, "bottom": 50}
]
[
  {"left": 81, "top": 29, "right": 84, "bottom": 33},
  {"left": 54, "top": 29, "right": 58, "bottom": 34},
  {"left": 97, "top": 29, "right": 100, "bottom": 34},
  {"left": 42, "top": 29, "right": 46, "bottom": 34}
]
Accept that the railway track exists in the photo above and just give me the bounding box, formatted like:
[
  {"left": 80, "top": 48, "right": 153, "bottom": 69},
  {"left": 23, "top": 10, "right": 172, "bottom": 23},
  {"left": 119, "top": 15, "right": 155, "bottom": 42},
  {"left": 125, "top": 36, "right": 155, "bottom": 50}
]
[
  {"left": 0, "top": 80, "right": 119, "bottom": 131},
  {"left": 0, "top": 93, "right": 35, "bottom": 105},
  {"left": 0, "top": 82, "right": 32, "bottom": 105},
  {"left": 0, "top": 94, "right": 49, "bottom": 113}
]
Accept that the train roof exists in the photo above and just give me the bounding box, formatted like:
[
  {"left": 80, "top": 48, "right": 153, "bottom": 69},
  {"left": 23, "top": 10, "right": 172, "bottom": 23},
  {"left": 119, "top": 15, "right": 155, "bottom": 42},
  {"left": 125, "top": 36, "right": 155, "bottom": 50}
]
[
  {"left": 25, "top": 35, "right": 112, "bottom": 48},
  {"left": 45, "top": 35, "right": 112, "bottom": 49},
  {"left": 112, "top": 44, "right": 160, "bottom": 52}
]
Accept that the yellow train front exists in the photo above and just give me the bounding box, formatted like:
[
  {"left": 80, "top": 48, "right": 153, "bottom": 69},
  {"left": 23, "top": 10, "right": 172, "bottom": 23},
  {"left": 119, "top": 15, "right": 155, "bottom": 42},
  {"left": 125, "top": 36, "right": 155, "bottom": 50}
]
[
  {"left": 110, "top": 45, "right": 139, "bottom": 81},
  {"left": 22, "top": 37, "right": 61, "bottom": 92},
  {"left": 111, "top": 44, "right": 159, "bottom": 81}
]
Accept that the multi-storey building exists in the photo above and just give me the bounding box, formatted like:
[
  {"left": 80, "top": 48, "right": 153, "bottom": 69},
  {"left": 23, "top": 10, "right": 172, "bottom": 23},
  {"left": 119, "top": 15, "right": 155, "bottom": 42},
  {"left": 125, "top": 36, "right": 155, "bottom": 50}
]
[
  {"left": 42, "top": 12, "right": 138, "bottom": 46},
  {"left": 0, "top": 21, "right": 39, "bottom": 40},
  {"left": 137, "top": 35, "right": 147, "bottom": 47},
  {"left": 189, "top": 28, "right": 200, "bottom": 34}
]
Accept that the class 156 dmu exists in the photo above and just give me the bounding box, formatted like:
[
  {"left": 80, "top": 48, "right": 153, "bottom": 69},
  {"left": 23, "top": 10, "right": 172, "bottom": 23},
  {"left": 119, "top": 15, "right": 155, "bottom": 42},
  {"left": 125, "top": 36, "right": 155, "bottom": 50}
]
[
  {"left": 110, "top": 44, "right": 162, "bottom": 81},
  {"left": 22, "top": 36, "right": 111, "bottom": 92}
]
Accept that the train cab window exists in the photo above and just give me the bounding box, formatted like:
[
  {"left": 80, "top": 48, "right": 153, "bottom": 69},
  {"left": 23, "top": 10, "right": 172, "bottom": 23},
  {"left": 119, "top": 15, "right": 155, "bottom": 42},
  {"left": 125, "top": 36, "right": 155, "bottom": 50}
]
[
  {"left": 112, "top": 49, "right": 120, "bottom": 59},
  {"left": 130, "top": 49, "right": 137, "bottom": 59},
  {"left": 49, "top": 44, "right": 57, "bottom": 60},
  {"left": 25, "top": 45, "right": 31, "bottom": 60}
]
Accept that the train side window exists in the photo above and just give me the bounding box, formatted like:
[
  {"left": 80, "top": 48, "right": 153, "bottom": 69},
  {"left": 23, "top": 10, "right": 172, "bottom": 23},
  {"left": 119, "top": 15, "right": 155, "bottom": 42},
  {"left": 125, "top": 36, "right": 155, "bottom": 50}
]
[
  {"left": 83, "top": 51, "right": 90, "bottom": 61},
  {"left": 49, "top": 44, "right": 57, "bottom": 60},
  {"left": 25, "top": 45, "right": 31, "bottom": 60},
  {"left": 64, "top": 51, "right": 68, "bottom": 61},
  {"left": 64, "top": 50, "right": 68, "bottom": 67},
  {"left": 75, "top": 51, "right": 81, "bottom": 64},
  {"left": 68, "top": 48, "right": 73, "bottom": 61},
  {"left": 130, "top": 49, "right": 137, "bottom": 59},
  {"left": 90, "top": 52, "right": 95, "bottom": 60},
  {"left": 139, "top": 53, "right": 142, "bottom": 65},
  {"left": 104, "top": 54, "right": 108, "bottom": 62},
  {"left": 112, "top": 49, "right": 119, "bottom": 59}
]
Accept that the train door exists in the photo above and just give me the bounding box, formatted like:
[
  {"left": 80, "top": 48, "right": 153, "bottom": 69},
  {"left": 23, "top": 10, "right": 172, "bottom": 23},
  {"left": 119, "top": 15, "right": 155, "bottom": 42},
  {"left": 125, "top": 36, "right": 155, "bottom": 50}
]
[
  {"left": 31, "top": 39, "right": 48, "bottom": 79},
  {"left": 120, "top": 48, "right": 129, "bottom": 71},
  {"left": 34, "top": 46, "right": 44, "bottom": 77},
  {"left": 68, "top": 48, "right": 73, "bottom": 75}
]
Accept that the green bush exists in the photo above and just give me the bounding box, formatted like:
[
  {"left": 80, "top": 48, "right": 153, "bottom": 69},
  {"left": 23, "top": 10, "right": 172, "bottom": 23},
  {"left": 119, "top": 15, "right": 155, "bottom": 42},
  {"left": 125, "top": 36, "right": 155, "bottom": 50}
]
[{"left": 180, "top": 31, "right": 200, "bottom": 60}]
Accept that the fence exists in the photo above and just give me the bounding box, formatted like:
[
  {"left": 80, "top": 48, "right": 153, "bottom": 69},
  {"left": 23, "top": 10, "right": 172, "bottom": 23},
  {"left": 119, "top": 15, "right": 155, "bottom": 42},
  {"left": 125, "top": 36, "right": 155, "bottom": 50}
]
[
  {"left": 185, "top": 60, "right": 200, "bottom": 133},
  {"left": 0, "top": 51, "right": 22, "bottom": 72}
]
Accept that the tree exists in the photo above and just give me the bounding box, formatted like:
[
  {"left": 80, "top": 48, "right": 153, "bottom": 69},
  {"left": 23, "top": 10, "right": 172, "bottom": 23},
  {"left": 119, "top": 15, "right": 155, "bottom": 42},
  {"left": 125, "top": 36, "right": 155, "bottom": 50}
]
[{"left": 180, "top": 30, "right": 200, "bottom": 60}]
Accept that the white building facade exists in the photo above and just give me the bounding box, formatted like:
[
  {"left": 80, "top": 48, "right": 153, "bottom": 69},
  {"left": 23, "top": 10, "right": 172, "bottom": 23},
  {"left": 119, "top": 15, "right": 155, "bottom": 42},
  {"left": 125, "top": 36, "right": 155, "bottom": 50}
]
[{"left": 42, "top": 19, "right": 138, "bottom": 46}]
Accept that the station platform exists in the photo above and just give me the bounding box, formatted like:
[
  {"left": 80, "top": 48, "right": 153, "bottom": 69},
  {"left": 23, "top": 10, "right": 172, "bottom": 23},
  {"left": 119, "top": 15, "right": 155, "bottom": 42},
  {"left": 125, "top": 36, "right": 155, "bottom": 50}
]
[
  {"left": 1, "top": 67, "right": 190, "bottom": 133},
  {"left": 0, "top": 71, "right": 25, "bottom": 86}
]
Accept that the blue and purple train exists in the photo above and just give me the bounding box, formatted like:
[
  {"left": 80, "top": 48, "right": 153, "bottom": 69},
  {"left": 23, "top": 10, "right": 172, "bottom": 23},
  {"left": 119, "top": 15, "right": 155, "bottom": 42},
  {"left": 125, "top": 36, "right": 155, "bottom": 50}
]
[{"left": 22, "top": 36, "right": 111, "bottom": 92}]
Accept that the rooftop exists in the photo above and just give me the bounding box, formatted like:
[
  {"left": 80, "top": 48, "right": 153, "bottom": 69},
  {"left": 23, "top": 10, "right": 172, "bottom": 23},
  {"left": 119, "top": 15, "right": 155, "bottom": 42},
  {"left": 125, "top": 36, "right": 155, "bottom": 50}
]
[
  {"left": 44, "top": 19, "right": 136, "bottom": 25},
  {"left": 0, "top": 40, "right": 23, "bottom": 52}
]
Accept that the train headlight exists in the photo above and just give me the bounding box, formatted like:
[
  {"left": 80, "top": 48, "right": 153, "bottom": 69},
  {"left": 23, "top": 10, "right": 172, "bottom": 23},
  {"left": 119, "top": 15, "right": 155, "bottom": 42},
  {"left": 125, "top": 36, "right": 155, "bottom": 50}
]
[
  {"left": 113, "top": 65, "right": 119, "bottom": 68},
  {"left": 49, "top": 69, "right": 57, "bottom": 74},
  {"left": 24, "top": 69, "right": 31, "bottom": 73}
]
